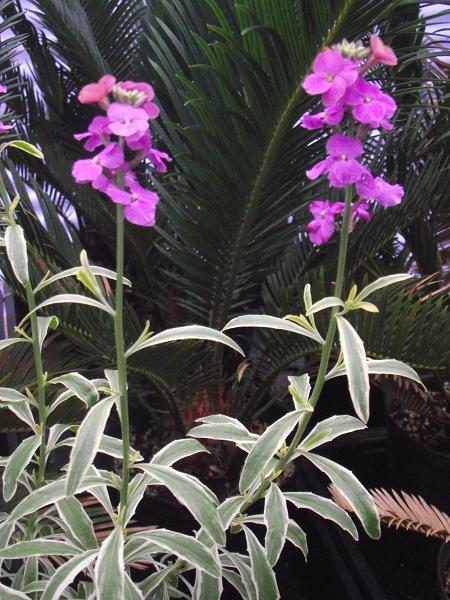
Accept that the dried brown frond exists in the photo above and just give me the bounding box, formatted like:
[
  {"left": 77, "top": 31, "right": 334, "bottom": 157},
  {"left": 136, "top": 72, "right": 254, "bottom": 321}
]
[{"left": 329, "top": 485, "right": 450, "bottom": 542}]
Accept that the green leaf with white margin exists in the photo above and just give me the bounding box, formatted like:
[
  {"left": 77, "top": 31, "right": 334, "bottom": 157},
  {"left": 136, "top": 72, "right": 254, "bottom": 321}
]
[
  {"left": 0, "top": 540, "right": 81, "bottom": 559},
  {"left": 336, "top": 316, "right": 369, "bottom": 422},
  {"left": 193, "top": 568, "right": 222, "bottom": 600},
  {"left": 34, "top": 266, "right": 131, "bottom": 294},
  {"left": 0, "top": 338, "right": 30, "bottom": 352},
  {"left": 3, "top": 434, "right": 40, "bottom": 501},
  {"left": 41, "top": 549, "right": 97, "bottom": 600},
  {"left": 1, "top": 140, "right": 43, "bottom": 159},
  {"left": 36, "top": 316, "right": 59, "bottom": 351},
  {"left": 66, "top": 395, "right": 116, "bottom": 496},
  {"left": 302, "top": 453, "right": 380, "bottom": 539},
  {"left": 28, "top": 294, "right": 115, "bottom": 318},
  {"left": 124, "top": 573, "right": 144, "bottom": 600},
  {"left": 188, "top": 419, "right": 257, "bottom": 444},
  {"left": 239, "top": 409, "right": 304, "bottom": 494},
  {"left": 151, "top": 438, "right": 207, "bottom": 467},
  {"left": 222, "top": 551, "right": 256, "bottom": 600},
  {"left": 56, "top": 497, "right": 97, "bottom": 549},
  {"left": 364, "top": 359, "right": 423, "bottom": 386},
  {"left": 223, "top": 314, "right": 323, "bottom": 344},
  {"left": 61, "top": 434, "right": 142, "bottom": 463},
  {"left": 222, "top": 568, "right": 250, "bottom": 599},
  {"left": 5, "top": 225, "right": 28, "bottom": 285},
  {"left": 51, "top": 373, "right": 99, "bottom": 408},
  {"left": 354, "top": 274, "right": 412, "bottom": 303},
  {"left": 218, "top": 496, "right": 246, "bottom": 529},
  {"left": 95, "top": 527, "right": 124, "bottom": 600},
  {"left": 1, "top": 402, "right": 36, "bottom": 431},
  {"left": 299, "top": 416, "right": 366, "bottom": 452},
  {"left": 286, "top": 520, "right": 308, "bottom": 560},
  {"left": 138, "top": 564, "right": 178, "bottom": 597},
  {"left": 0, "top": 583, "right": 31, "bottom": 599},
  {"left": 306, "top": 296, "right": 344, "bottom": 316},
  {"left": 264, "top": 484, "right": 288, "bottom": 567},
  {"left": 131, "top": 529, "right": 220, "bottom": 577},
  {"left": 243, "top": 525, "right": 279, "bottom": 600},
  {"left": 138, "top": 464, "right": 225, "bottom": 545},
  {"left": 284, "top": 492, "right": 358, "bottom": 539},
  {"left": 0, "top": 387, "right": 34, "bottom": 405},
  {"left": 126, "top": 325, "right": 244, "bottom": 358},
  {"left": 288, "top": 374, "right": 312, "bottom": 411}
]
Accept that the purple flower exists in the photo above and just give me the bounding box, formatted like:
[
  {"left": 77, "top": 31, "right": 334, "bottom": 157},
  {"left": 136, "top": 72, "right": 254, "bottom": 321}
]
[
  {"left": 147, "top": 148, "right": 172, "bottom": 173},
  {"left": 303, "top": 50, "right": 358, "bottom": 106},
  {"left": 74, "top": 116, "right": 111, "bottom": 151},
  {"left": 306, "top": 134, "right": 363, "bottom": 188},
  {"left": 356, "top": 169, "right": 404, "bottom": 207},
  {"left": 72, "top": 142, "right": 124, "bottom": 184},
  {"left": 306, "top": 200, "right": 344, "bottom": 245},
  {"left": 296, "top": 104, "right": 344, "bottom": 130},
  {"left": 107, "top": 103, "right": 149, "bottom": 138},
  {"left": 345, "top": 78, "right": 396, "bottom": 129},
  {"left": 105, "top": 174, "right": 159, "bottom": 226},
  {"left": 0, "top": 85, "right": 7, "bottom": 93},
  {"left": 352, "top": 201, "right": 372, "bottom": 221},
  {"left": 0, "top": 122, "right": 14, "bottom": 133}
]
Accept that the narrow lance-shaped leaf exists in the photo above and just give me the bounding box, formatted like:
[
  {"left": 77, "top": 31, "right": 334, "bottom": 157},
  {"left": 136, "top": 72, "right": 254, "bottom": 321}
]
[
  {"left": 284, "top": 491, "right": 358, "bottom": 539},
  {"left": 239, "top": 409, "right": 304, "bottom": 493},
  {"left": 150, "top": 438, "right": 207, "bottom": 467},
  {"left": 41, "top": 549, "right": 97, "bottom": 600},
  {"left": 56, "top": 497, "right": 97, "bottom": 550},
  {"left": 0, "top": 338, "right": 30, "bottom": 352},
  {"left": 286, "top": 520, "right": 308, "bottom": 560},
  {"left": 138, "top": 464, "right": 225, "bottom": 545},
  {"left": 193, "top": 568, "right": 222, "bottom": 600},
  {"left": 126, "top": 324, "right": 244, "bottom": 357},
  {"left": 0, "top": 582, "right": 31, "bottom": 599},
  {"left": 354, "top": 274, "right": 412, "bottom": 303},
  {"left": 27, "top": 294, "right": 115, "bottom": 318},
  {"left": 51, "top": 372, "right": 99, "bottom": 408},
  {"left": 264, "top": 484, "right": 289, "bottom": 567},
  {"left": 5, "top": 224, "right": 28, "bottom": 286},
  {"left": 0, "top": 540, "right": 81, "bottom": 559},
  {"left": 131, "top": 529, "right": 220, "bottom": 578},
  {"left": 243, "top": 525, "right": 280, "bottom": 600},
  {"left": 94, "top": 527, "right": 124, "bottom": 600},
  {"left": 306, "top": 296, "right": 344, "bottom": 315},
  {"left": 223, "top": 314, "right": 323, "bottom": 344},
  {"left": 0, "top": 140, "right": 44, "bottom": 159},
  {"left": 299, "top": 415, "right": 366, "bottom": 452},
  {"left": 302, "top": 453, "right": 380, "bottom": 539},
  {"left": 3, "top": 434, "right": 40, "bottom": 502},
  {"left": 34, "top": 266, "right": 131, "bottom": 294},
  {"left": 66, "top": 395, "right": 116, "bottom": 496},
  {"left": 336, "top": 316, "right": 369, "bottom": 423},
  {"left": 36, "top": 316, "right": 59, "bottom": 351}
]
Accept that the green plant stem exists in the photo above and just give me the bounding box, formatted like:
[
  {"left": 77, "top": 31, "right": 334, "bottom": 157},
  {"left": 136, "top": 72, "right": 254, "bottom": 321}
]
[
  {"left": 25, "top": 283, "right": 47, "bottom": 485},
  {"left": 242, "top": 186, "right": 354, "bottom": 511},
  {"left": 115, "top": 204, "right": 130, "bottom": 525}
]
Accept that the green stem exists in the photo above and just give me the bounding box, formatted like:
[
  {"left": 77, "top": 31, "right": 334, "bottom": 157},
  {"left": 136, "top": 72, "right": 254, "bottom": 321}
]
[
  {"left": 115, "top": 204, "right": 130, "bottom": 525},
  {"left": 25, "top": 283, "right": 47, "bottom": 485},
  {"left": 242, "top": 186, "right": 354, "bottom": 511}
]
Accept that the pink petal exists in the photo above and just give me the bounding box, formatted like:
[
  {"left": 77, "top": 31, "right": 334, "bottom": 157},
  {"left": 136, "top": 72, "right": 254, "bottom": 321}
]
[
  {"left": 98, "top": 143, "right": 124, "bottom": 169},
  {"left": 306, "top": 217, "right": 336, "bottom": 245},
  {"left": 370, "top": 35, "right": 398, "bottom": 66},
  {"left": 306, "top": 158, "right": 331, "bottom": 180},
  {"left": 326, "top": 134, "right": 363, "bottom": 159},
  {"left": 144, "top": 101, "right": 160, "bottom": 119},
  {"left": 322, "top": 77, "right": 346, "bottom": 106},
  {"left": 124, "top": 195, "right": 158, "bottom": 226},
  {"left": 328, "top": 159, "right": 362, "bottom": 187},
  {"left": 375, "top": 179, "right": 404, "bottom": 207},
  {"left": 72, "top": 159, "right": 102, "bottom": 183},
  {"left": 312, "top": 50, "right": 344, "bottom": 76},
  {"left": 325, "top": 104, "right": 344, "bottom": 125},
  {"left": 303, "top": 73, "right": 331, "bottom": 95},
  {"left": 105, "top": 184, "right": 132, "bottom": 205}
]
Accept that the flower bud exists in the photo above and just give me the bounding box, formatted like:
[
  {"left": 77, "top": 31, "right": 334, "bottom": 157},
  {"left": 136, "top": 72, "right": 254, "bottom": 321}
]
[{"left": 332, "top": 39, "right": 370, "bottom": 59}]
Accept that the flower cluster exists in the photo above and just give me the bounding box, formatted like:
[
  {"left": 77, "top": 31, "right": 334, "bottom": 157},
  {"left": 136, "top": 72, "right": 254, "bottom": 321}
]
[
  {"left": 0, "top": 85, "right": 14, "bottom": 134},
  {"left": 298, "top": 35, "right": 404, "bottom": 245},
  {"left": 72, "top": 76, "right": 171, "bottom": 226}
]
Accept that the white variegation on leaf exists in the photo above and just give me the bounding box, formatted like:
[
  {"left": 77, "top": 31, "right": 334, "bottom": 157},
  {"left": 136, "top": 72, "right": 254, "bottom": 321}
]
[
  {"left": 3, "top": 435, "right": 40, "bottom": 502},
  {"left": 299, "top": 415, "right": 366, "bottom": 452},
  {"left": 94, "top": 527, "right": 124, "bottom": 600},
  {"left": 264, "top": 484, "right": 289, "bottom": 566},
  {"left": 354, "top": 274, "right": 412, "bottom": 303},
  {"left": 336, "top": 316, "right": 369, "bottom": 422},
  {"left": 223, "top": 314, "right": 324, "bottom": 344},
  {"left": 5, "top": 225, "right": 29, "bottom": 286},
  {"left": 50, "top": 372, "right": 99, "bottom": 408}
]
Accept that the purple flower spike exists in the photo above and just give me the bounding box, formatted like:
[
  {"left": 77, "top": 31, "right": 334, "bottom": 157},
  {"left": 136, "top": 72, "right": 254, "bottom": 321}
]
[
  {"left": 107, "top": 102, "right": 149, "bottom": 138},
  {"left": 345, "top": 78, "right": 396, "bottom": 129},
  {"left": 303, "top": 50, "right": 358, "bottom": 106},
  {"left": 147, "top": 148, "right": 172, "bottom": 173},
  {"left": 297, "top": 104, "right": 344, "bottom": 130},
  {"left": 74, "top": 116, "right": 111, "bottom": 151},
  {"left": 0, "top": 122, "right": 14, "bottom": 133},
  {"left": 0, "top": 85, "right": 7, "bottom": 93},
  {"left": 326, "top": 134, "right": 363, "bottom": 187},
  {"left": 356, "top": 169, "right": 404, "bottom": 207},
  {"left": 306, "top": 200, "right": 345, "bottom": 246}
]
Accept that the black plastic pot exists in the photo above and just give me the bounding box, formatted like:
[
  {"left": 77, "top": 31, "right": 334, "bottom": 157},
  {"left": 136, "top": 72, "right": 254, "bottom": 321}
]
[{"left": 438, "top": 543, "right": 450, "bottom": 600}]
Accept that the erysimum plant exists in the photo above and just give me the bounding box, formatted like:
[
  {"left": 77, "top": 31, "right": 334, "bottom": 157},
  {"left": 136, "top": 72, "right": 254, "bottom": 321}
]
[{"left": 0, "top": 36, "right": 424, "bottom": 599}]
